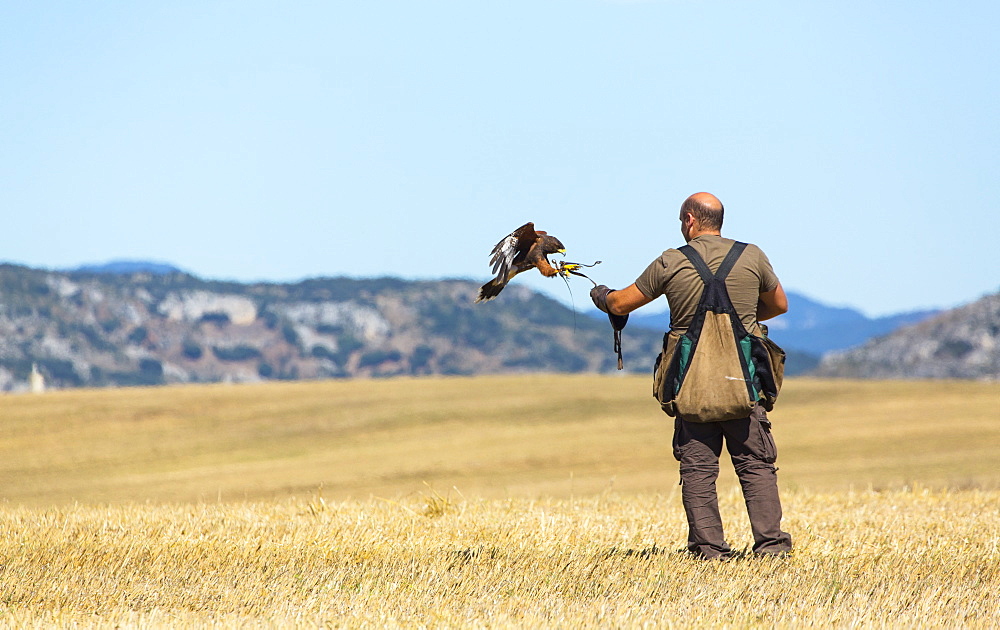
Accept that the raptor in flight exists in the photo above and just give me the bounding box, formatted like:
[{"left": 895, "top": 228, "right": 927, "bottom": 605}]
[{"left": 475, "top": 222, "right": 565, "bottom": 303}]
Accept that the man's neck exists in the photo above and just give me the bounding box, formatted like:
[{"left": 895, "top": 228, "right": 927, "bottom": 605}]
[{"left": 688, "top": 230, "right": 722, "bottom": 241}]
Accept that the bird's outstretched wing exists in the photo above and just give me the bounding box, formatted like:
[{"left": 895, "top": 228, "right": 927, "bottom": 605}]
[{"left": 488, "top": 222, "right": 538, "bottom": 284}]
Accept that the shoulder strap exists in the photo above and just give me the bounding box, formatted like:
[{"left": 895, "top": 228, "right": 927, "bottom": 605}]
[
  {"left": 714, "top": 241, "right": 748, "bottom": 281},
  {"left": 679, "top": 242, "right": 748, "bottom": 284},
  {"left": 678, "top": 245, "right": 713, "bottom": 283}
]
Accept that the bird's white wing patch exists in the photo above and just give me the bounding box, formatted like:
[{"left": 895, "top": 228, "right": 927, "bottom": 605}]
[{"left": 490, "top": 233, "right": 520, "bottom": 280}]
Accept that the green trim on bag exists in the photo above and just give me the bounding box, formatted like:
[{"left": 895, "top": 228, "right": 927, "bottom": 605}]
[
  {"left": 675, "top": 336, "right": 693, "bottom": 396},
  {"left": 739, "top": 335, "right": 761, "bottom": 401}
]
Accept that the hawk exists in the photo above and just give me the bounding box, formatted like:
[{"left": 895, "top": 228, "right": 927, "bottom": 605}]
[{"left": 475, "top": 222, "right": 565, "bottom": 303}]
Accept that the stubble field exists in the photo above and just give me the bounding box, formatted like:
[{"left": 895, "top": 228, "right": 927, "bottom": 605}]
[{"left": 1, "top": 375, "right": 998, "bottom": 627}]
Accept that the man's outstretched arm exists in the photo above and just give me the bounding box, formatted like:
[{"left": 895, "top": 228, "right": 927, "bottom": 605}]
[{"left": 591, "top": 283, "right": 654, "bottom": 316}]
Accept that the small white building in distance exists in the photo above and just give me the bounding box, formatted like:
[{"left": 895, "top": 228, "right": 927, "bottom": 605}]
[{"left": 30, "top": 363, "right": 45, "bottom": 394}]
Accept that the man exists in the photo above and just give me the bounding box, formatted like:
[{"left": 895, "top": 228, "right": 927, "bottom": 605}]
[{"left": 591, "top": 192, "right": 792, "bottom": 559}]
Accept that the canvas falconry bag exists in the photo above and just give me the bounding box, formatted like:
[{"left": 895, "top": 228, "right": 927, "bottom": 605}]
[{"left": 652, "top": 242, "right": 786, "bottom": 423}]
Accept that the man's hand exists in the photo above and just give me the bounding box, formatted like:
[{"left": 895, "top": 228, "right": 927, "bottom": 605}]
[{"left": 591, "top": 285, "right": 614, "bottom": 313}]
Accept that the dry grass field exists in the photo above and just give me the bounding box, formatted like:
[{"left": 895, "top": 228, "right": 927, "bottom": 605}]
[{"left": 1, "top": 375, "right": 998, "bottom": 627}]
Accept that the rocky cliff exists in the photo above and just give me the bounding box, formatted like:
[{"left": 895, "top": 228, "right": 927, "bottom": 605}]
[{"left": 815, "top": 291, "right": 1000, "bottom": 380}]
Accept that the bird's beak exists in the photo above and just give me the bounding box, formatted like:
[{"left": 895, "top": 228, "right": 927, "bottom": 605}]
[{"left": 557, "top": 249, "right": 566, "bottom": 256}]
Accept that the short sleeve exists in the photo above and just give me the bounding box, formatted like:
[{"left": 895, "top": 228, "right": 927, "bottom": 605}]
[
  {"left": 755, "top": 248, "right": 779, "bottom": 293},
  {"left": 634, "top": 256, "right": 665, "bottom": 299}
]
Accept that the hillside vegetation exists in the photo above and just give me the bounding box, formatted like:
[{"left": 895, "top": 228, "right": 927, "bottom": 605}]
[
  {"left": 6, "top": 263, "right": 990, "bottom": 393},
  {"left": 1, "top": 375, "right": 998, "bottom": 627},
  {"left": 0, "top": 265, "right": 662, "bottom": 391}
]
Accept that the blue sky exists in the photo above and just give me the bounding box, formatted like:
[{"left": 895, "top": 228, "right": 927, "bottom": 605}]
[{"left": 2, "top": 1, "right": 998, "bottom": 317}]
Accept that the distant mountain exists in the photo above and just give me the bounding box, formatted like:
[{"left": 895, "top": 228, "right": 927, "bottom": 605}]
[
  {"left": 762, "top": 293, "right": 940, "bottom": 356},
  {"left": 1, "top": 260, "right": 987, "bottom": 391},
  {"left": 70, "top": 260, "right": 186, "bottom": 275},
  {"left": 0, "top": 263, "right": 665, "bottom": 391},
  {"left": 814, "top": 291, "right": 1000, "bottom": 380}
]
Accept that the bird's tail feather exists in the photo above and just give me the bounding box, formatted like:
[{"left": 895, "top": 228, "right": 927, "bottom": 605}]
[{"left": 475, "top": 280, "right": 505, "bottom": 303}]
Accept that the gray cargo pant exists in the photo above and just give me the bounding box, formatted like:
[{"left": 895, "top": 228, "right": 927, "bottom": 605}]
[{"left": 672, "top": 404, "right": 792, "bottom": 559}]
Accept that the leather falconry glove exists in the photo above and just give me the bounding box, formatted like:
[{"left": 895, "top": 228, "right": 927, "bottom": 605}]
[
  {"left": 590, "top": 285, "right": 629, "bottom": 369},
  {"left": 590, "top": 284, "right": 613, "bottom": 313}
]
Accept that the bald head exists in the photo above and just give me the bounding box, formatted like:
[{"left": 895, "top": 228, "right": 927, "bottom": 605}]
[{"left": 680, "top": 192, "right": 724, "bottom": 232}]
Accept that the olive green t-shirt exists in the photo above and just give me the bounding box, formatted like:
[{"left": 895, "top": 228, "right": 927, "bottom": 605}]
[{"left": 634, "top": 235, "right": 779, "bottom": 336}]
